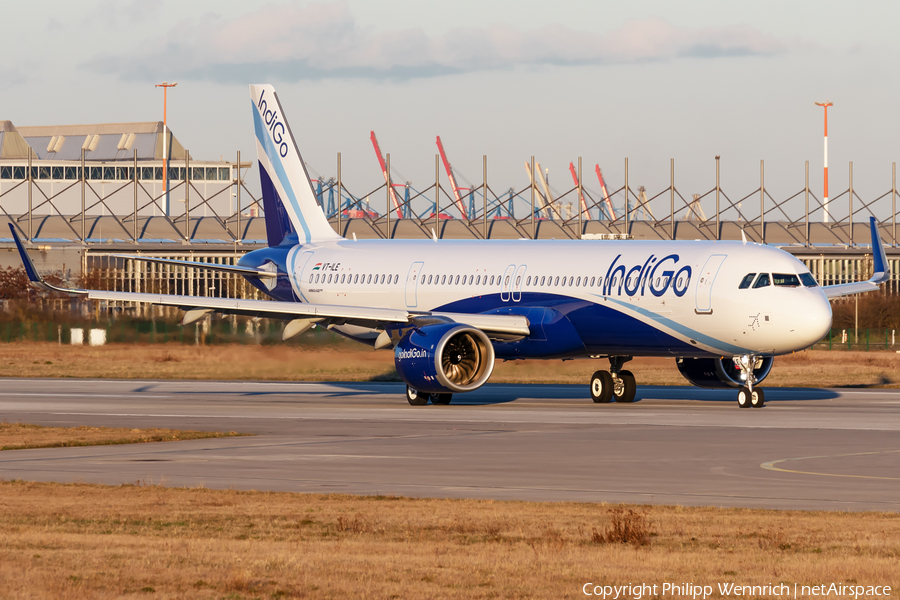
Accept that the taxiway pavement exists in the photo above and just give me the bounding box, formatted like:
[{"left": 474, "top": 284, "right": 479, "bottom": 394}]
[{"left": 0, "top": 379, "right": 898, "bottom": 511}]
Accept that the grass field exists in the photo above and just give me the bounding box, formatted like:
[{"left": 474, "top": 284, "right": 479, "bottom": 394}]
[
  {"left": 2, "top": 342, "right": 900, "bottom": 388},
  {"left": 0, "top": 422, "right": 245, "bottom": 451},
  {"left": 0, "top": 481, "right": 897, "bottom": 599}
]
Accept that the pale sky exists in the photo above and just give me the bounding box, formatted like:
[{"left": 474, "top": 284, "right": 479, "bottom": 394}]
[{"left": 3, "top": 0, "right": 899, "bottom": 221}]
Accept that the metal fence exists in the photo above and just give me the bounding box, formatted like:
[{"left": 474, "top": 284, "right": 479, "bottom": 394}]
[{"left": 2, "top": 153, "right": 898, "bottom": 246}]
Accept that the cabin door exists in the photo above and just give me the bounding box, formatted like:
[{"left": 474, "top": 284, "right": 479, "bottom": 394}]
[
  {"left": 405, "top": 261, "right": 425, "bottom": 308},
  {"left": 695, "top": 254, "right": 726, "bottom": 314},
  {"left": 512, "top": 265, "right": 527, "bottom": 302},
  {"left": 500, "top": 264, "right": 516, "bottom": 302}
]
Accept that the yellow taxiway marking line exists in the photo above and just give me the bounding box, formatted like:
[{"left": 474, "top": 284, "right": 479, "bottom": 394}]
[{"left": 761, "top": 449, "right": 900, "bottom": 480}]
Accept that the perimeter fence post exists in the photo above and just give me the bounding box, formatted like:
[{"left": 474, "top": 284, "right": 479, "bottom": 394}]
[
  {"left": 27, "top": 147, "right": 32, "bottom": 241},
  {"left": 81, "top": 148, "right": 86, "bottom": 243},
  {"left": 386, "top": 153, "right": 391, "bottom": 239},
  {"left": 236, "top": 150, "right": 242, "bottom": 242},
  {"left": 805, "top": 161, "right": 810, "bottom": 247},
  {"left": 578, "top": 157, "right": 583, "bottom": 237},
  {"left": 715, "top": 155, "right": 720, "bottom": 241},
  {"left": 483, "top": 155, "right": 487, "bottom": 239},
  {"left": 434, "top": 154, "right": 439, "bottom": 236},
  {"left": 184, "top": 148, "right": 191, "bottom": 242},
  {"left": 669, "top": 158, "right": 674, "bottom": 240},
  {"left": 760, "top": 160, "right": 765, "bottom": 244},
  {"left": 133, "top": 149, "right": 138, "bottom": 242},
  {"left": 337, "top": 152, "right": 342, "bottom": 236},
  {"left": 530, "top": 155, "right": 535, "bottom": 239},
  {"left": 849, "top": 161, "right": 854, "bottom": 246},
  {"left": 624, "top": 157, "right": 629, "bottom": 237}
]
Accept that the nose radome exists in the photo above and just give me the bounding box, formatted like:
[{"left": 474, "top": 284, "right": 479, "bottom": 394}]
[{"left": 795, "top": 291, "right": 832, "bottom": 348}]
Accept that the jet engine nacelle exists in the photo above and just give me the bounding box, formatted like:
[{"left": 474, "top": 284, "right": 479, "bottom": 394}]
[
  {"left": 394, "top": 323, "right": 495, "bottom": 394},
  {"left": 676, "top": 356, "right": 774, "bottom": 389}
]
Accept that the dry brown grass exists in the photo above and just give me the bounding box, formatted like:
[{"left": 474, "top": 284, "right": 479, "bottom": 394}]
[
  {"left": 0, "top": 481, "right": 896, "bottom": 599},
  {"left": 2, "top": 342, "right": 900, "bottom": 388},
  {"left": 0, "top": 422, "right": 246, "bottom": 451}
]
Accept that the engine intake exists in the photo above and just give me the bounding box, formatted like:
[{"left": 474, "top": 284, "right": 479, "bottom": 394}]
[
  {"left": 395, "top": 323, "right": 495, "bottom": 394},
  {"left": 676, "top": 356, "right": 773, "bottom": 389}
]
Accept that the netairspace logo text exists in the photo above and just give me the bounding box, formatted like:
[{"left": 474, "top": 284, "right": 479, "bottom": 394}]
[{"left": 581, "top": 582, "right": 892, "bottom": 599}]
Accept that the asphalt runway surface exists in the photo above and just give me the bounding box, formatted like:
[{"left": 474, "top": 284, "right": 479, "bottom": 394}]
[{"left": 0, "top": 379, "right": 898, "bottom": 511}]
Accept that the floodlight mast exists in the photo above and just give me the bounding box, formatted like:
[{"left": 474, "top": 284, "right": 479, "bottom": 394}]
[
  {"left": 815, "top": 101, "right": 833, "bottom": 223},
  {"left": 156, "top": 81, "right": 178, "bottom": 216}
]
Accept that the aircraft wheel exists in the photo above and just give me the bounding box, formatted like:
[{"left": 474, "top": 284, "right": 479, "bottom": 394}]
[
  {"left": 406, "top": 386, "right": 428, "bottom": 406},
  {"left": 750, "top": 387, "right": 765, "bottom": 408},
  {"left": 430, "top": 393, "right": 452, "bottom": 405},
  {"left": 737, "top": 386, "right": 752, "bottom": 409},
  {"left": 590, "top": 371, "right": 614, "bottom": 403},
  {"left": 613, "top": 370, "right": 637, "bottom": 403}
]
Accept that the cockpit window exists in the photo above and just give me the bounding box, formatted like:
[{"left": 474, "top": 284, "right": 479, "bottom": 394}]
[
  {"left": 799, "top": 273, "right": 818, "bottom": 287},
  {"left": 739, "top": 273, "right": 756, "bottom": 289},
  {"left": 773, "top": 273, "right": 800, "bottom": 287},
  {"left": 752, "top": 273, "right": 771, "bottom": 289}
]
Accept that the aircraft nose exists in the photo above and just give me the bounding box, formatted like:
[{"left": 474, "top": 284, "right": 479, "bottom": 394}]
[{"left": 795, "top": 291, "right": 832, "bottom": 348}]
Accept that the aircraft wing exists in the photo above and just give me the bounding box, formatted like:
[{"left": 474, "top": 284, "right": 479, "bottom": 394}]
[
  {"left": 8, "top": 224, "right": 530, "bottom": 337},
  {"left": 821, "top": 217, "right": 891, "bottom": 299}
]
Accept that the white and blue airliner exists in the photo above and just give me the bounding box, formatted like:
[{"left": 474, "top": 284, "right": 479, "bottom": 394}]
[{"left": 11, "top": 84, "right": 891, "bottom": 408}]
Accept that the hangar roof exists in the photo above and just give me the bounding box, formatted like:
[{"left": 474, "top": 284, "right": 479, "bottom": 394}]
[{"left": 0, "top": 121, "right": 191, "bottom": 162}]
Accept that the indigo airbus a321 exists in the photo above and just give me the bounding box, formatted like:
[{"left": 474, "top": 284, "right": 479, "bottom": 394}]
[{"left": 10, "top": 84, "right": 891, "bottom": 408}]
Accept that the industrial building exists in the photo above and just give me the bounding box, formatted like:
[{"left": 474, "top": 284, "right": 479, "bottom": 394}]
[{"left": 0, "top": 119, "right": 256, "bottom": 244}]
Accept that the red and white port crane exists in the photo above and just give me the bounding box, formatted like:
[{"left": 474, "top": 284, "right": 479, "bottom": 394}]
[
  {"left": 568, "top": 162, "right": 590, "bottom": 219},
  {"left": 594, "top": 164, "right": 617, "bottom": 220},
  {"left": 435, "top": 136, "right": 471, "bottom": 219},
  {"left": 370, "top": 131, "right": 405, "bottom": 219}
]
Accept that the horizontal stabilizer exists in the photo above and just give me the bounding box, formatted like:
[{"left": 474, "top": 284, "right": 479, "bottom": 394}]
[{"left": 107, "top": 254, "right": 278, "bottom": 278}]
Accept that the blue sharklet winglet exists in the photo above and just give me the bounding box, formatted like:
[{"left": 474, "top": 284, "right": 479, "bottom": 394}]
[
  {"left": 7, "top": 223, "right": 87, "bottom": 295},
  {"left": 821, "top": 217, "right": 891, "bottom": 298},
  {"left": 869, "top": 217, "right": 890, "bottom": 284}
]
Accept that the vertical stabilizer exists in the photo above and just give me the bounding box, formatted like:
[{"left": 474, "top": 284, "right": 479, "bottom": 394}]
[{"left": 250, "top": 84, "right": 342, "bottom": 246}]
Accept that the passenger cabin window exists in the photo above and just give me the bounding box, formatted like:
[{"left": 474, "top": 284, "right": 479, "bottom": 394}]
[
  {"left": 800, "top": 273, "right": 818, "bottom": 287},
  {"left": 753, "top": 273, "right": 771, "bottom": 289},
  {"left": 739, "top": 273, "right": 756, "bottom": 289},
  {"left": 773, "top": 273, "right": 800, "bottom": 287}
]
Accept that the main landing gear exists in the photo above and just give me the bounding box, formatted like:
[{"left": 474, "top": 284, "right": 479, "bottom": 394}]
[
  {"left": 590, "top": 356, "right": 636, "bottom": 404},
  {"left": 734, "top": 354, "right": 765, "bottom": 409},
  {"left": 405, "top": 386, "right": 452, "bottom": 406}
]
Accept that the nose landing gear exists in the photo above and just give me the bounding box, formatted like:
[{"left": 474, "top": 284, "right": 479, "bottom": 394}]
[{"left": 735, "top": 354, "right": 765, "bottom": 409}]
